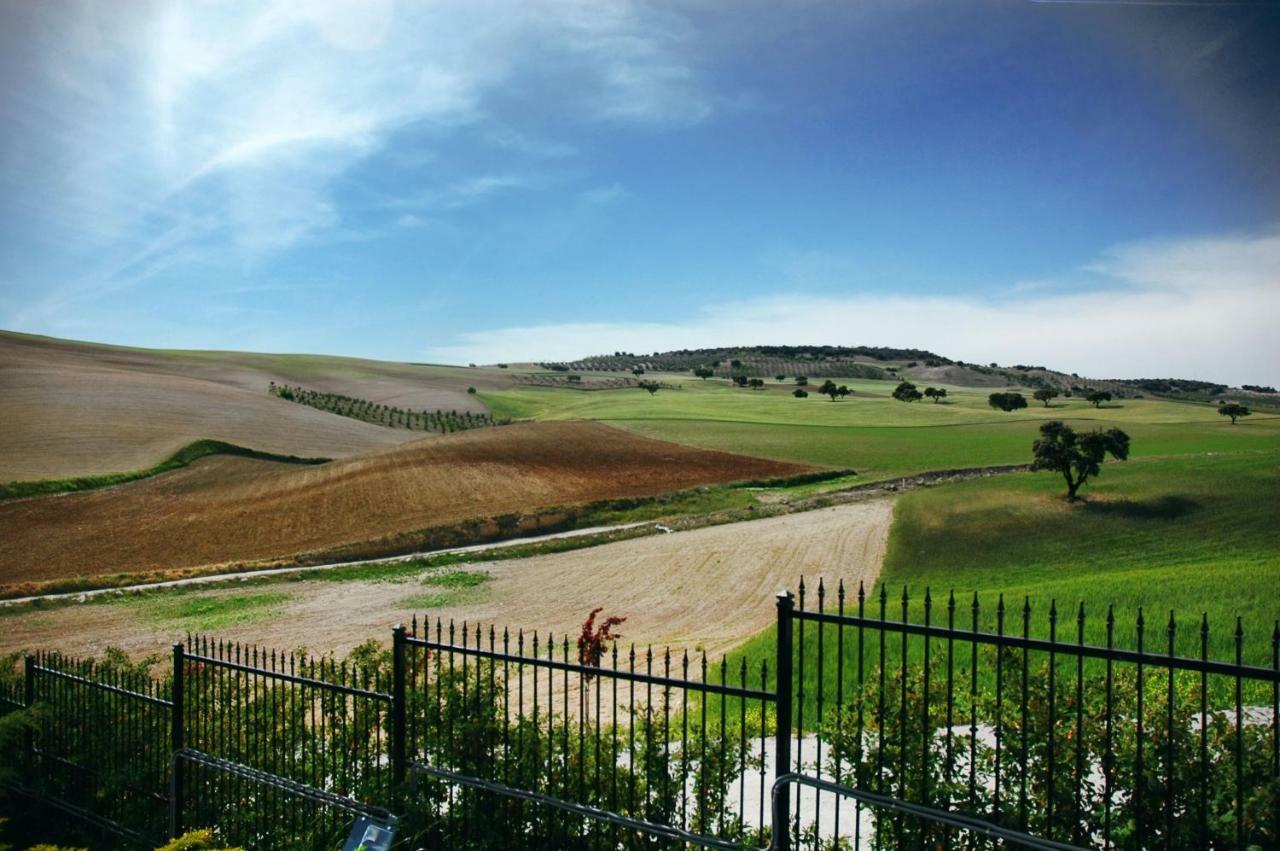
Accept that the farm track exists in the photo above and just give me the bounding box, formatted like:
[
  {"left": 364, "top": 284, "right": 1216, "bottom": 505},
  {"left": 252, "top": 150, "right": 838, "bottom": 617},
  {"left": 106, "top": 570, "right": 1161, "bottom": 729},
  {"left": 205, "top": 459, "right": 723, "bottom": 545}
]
[
  {"left": 0, "top": 501, "right": 894, "bottom": 661},
  {"left": 0, "top": 420, "right": 813, "bottom": 589}
]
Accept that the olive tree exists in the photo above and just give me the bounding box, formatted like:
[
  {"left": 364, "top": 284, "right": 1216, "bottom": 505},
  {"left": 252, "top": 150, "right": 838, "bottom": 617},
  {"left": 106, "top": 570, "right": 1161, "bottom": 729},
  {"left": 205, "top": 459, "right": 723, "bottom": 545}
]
[
  {"left": 988, "top": 392, "right": 1027, "bottom": 412},
  {"left": 923, "top": 387, "right": 947, "bottom": 404},
  {"left": 892, "top": 381, "right": 923, "bottom": 402},
  {"left": 1033, "top": 388, "right": 1059, "bottom": 407},
  {"left": 1217, "top": 402, "right": 1250, "bottom": 424},
  {"left": 1031, "top": 420, "right": 1130, "bottom": 500},
  {"left": 1086, "top": 390, "right": 1112, "bottom": 408}
]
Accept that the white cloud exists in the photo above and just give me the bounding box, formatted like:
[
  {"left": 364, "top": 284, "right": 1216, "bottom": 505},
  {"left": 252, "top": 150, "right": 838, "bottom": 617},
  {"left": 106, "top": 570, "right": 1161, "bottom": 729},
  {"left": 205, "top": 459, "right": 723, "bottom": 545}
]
[
  {"left": 423, "top": 230, "right": 1280, "bottom": 386},
  {"left": 2, "top": 0, "right": 709, "bottom": 316}
]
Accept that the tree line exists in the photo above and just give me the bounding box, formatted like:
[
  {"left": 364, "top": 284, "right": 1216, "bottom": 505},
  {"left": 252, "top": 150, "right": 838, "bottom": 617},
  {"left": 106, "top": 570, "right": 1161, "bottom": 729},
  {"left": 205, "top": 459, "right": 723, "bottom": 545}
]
[{"left": 269, "top": 383, "right": 505, "bottom": 433}]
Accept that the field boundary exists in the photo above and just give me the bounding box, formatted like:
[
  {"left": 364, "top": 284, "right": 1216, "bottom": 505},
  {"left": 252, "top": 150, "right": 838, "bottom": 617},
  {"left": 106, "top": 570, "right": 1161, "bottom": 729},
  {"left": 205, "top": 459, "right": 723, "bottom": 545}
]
[{"left": 0, "top": 439, "right": 330, "bottom": 502}]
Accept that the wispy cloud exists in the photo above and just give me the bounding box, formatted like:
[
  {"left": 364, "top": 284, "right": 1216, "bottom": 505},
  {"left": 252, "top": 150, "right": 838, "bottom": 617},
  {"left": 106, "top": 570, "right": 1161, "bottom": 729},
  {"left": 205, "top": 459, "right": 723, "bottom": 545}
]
[
  {"left": 1, "top": 0, "right": 710, "bottom": 323},
  {"left": 423, "top": 230, "right": 1280, "bottom": 386}
]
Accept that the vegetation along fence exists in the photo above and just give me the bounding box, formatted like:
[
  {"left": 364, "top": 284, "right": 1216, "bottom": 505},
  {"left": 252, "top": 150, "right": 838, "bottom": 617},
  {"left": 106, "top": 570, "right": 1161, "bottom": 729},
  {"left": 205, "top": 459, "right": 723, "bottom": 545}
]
[{"left": 1, "top": 582, "right": 1277, "bottom": 850}]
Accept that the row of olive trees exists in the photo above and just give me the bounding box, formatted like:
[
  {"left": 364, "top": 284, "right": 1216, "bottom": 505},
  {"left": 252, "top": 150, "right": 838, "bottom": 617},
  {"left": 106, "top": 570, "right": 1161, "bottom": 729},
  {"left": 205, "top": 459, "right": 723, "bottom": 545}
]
[{"left": 269, "top": 383, "right": 503, "bottom": 433}]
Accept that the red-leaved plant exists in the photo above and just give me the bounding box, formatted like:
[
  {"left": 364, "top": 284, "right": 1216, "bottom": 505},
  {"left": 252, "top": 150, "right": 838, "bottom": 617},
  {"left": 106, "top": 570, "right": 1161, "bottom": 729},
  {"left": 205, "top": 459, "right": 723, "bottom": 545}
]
[{"left": 577, "top": 607, "right": 626, "bottom": 676}]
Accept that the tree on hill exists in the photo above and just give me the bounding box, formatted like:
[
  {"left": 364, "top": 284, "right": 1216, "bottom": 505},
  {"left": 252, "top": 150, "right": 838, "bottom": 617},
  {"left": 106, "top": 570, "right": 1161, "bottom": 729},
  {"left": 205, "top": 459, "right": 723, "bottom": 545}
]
[
  {"left": 775, "top": 374, "right": 786, "bottom": 382},
  {"left": 730, "top": 359, "right": 743, "bottom": 368},
  {"left": 1033, "top": 388, "right": 1059, "bottom": 407},
  {"left": 1031, "top": 420, "right": 1130, "bottom": 500},
  {"left": 988, "top": 392, "right": 1027, "bottom": 412},
  {"left": 732, "top": 375, "right": 749, "bottom": 387},
  {"left": 892, "top": 381, "right": 923, "bottom": 402},
  {"left": 1086, "top": 390, "right": 1112, "bottom": 408},
  {"left": 692, "top": 366, "right": 714, "bottom": 380},
  {"left": 1217, "top": 402, "right": 1251, "bottom": 425},
  {"left": 819, "top": 379, "right": 840, "bottom": 401},
  {"left": 795, "top": 376, "right": 808, "bottom": 386},
  {"left": 793, "top": 388, "right": 809, "bottom": 398},
  {"left": 632, "top": 367, "right": 645, "bottom": 376},
  {"left": 923, "top": 387, "right": 947, "bottom": 404},
  {"left": 638, "top": 380, "right": 660, "bottom": 395},
  {"left": 748, "top": 378, "right": 765, "bottom": 391}
]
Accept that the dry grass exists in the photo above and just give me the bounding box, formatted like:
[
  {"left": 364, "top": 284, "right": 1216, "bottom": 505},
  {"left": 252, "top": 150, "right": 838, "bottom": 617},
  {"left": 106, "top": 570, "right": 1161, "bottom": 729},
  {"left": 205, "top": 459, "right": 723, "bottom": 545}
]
[
  {"left": 0, "top": 421, "right": 813, "bottom": 589},
  {"left": 0, "top": 501, "right": 892, "bottom": 661},
  {"left": 0, "top": 331, "right": 494, "bottom": 481}
]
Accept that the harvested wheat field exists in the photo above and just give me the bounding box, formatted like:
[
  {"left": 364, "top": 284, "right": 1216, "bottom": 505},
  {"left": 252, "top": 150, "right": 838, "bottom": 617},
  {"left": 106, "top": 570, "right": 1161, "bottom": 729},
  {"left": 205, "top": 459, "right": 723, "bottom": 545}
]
[
  {"left": 0, "top": 501, "right": 892, "bottom": 661},
  {"left": 0, "top": 330, "right": 495, "bottom": 481},
  {"left": 0, "top": 421, "right": 814, "bottom": 590}
]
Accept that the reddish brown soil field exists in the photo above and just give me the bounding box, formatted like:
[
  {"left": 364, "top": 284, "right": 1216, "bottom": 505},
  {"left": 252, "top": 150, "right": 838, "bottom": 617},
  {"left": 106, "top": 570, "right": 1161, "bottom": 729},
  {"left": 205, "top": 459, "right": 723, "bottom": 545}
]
[
  {"left": 0, "top": 421, "right": 813, "bottom": 589},
  {"left": 0, "top": 331, "right": 494, "bottom": 481}
]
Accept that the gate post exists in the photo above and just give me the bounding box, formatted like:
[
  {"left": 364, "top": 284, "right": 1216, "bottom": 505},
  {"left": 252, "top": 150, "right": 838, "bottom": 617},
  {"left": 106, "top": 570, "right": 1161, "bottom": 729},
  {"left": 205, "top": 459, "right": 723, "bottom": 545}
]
[
  {"left": 774, "top": 591, "right": 795, "bottom": 851},
  {"left": 391, "top": 624, "right": 408, "bottom": 794},
  {"left": 170, "top": 642, "right": 185, "bottom": 839},
  {"left": 23, "top": 654, "right": 35, "bottom": 773}
]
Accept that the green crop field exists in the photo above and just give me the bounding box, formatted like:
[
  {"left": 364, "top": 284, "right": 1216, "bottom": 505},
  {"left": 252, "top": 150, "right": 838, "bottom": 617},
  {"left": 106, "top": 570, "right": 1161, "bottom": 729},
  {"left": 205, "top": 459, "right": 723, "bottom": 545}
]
[
  {"left": 485, "top": 371, "right": 1279, "bottom": 708},
  {"left": 481, "top": 374, "right": 1280, "bottom": 481}
]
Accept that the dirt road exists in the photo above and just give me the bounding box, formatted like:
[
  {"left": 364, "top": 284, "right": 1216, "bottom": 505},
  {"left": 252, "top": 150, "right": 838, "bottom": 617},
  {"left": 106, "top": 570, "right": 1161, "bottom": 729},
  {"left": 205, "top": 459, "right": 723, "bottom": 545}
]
[{"left": 0, "top": 500, "right": 894, "bottom": 661}]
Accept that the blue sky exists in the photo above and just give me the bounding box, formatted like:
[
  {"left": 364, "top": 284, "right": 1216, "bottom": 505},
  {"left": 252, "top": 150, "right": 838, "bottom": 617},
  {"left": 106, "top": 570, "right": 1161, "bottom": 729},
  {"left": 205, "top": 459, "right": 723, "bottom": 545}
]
[{"left": 1, "top": 0, "right": 1277, "bottom": 384}]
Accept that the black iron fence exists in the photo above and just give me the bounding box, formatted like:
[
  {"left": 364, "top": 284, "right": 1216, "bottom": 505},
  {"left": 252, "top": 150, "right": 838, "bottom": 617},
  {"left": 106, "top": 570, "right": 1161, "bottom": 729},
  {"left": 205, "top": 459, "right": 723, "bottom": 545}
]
[
  {"left": 784, "top": 579, "right": 1280, "bottom": 850},
  {"left": 1, "top": 582, "right": 1277, "bottom": 850},
  {"left": 401, "top": 614, "right": 775, "bottom": 849}
]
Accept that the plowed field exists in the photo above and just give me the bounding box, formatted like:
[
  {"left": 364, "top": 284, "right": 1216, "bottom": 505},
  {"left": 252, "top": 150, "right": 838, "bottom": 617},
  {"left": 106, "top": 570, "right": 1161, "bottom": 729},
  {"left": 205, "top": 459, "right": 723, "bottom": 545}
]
[{"left": 0, "top": 421, "right": 813, "bottom": 589}]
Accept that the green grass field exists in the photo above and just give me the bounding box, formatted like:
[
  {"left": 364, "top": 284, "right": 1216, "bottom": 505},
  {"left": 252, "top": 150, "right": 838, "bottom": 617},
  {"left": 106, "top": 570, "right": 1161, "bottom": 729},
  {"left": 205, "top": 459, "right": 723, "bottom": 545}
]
[
  {"left": 712, "top": 446, "right": 1280, "bottom": 727},
  {"left": 484, "top": 372, "right": 1279, "bottom": 713},
  {"left": 481, "top": 374, "right": 1280, "bottom": 481}
]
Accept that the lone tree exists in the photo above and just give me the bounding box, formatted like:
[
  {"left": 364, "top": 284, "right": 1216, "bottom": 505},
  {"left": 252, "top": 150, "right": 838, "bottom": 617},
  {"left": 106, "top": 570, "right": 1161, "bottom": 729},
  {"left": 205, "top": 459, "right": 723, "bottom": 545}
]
[
  {"left": 1031, "top": 420, "right": 1130, "bottom": 500},
  {"left": 775, "top": 374, "right": 786, "bottom": 382},
  {"left": 793, "top": 388, "right": 809, "bottom": 398},
  {"left": 638, "top": 380, "right": 660, "bottom": 395},
  {"left": 748, "top": 378, "right": 765, "bottom": 391},
  {"left": 1033, "top": 388, "right": 1059, "bottom": 407},
  {"left": 819, "top": 379, "right": 841, "bottom": 401},
  {"left": 892, "top": 381, "right": 923, "bottom": 402},
  {"left": 1217, "top": 402, "right": 1251, "bottom": 424},
  {"left": 1086, "top": 390, "right": 1112, "bottom": 408},
  {"left": 988, "top": 392, "right": 1027, "bottom": 412},
  {"left": 923, "top": 387, "right": 947, "bottom": 404},
  {"left": 692, "top": 366, "right": 714, "bottom": 380}
]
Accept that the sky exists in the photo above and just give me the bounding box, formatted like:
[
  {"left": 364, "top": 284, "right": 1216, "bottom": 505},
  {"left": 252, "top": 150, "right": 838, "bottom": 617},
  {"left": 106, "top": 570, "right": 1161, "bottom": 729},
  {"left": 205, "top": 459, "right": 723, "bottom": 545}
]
[{"left": 1, "top": 0, "right": 1278, "bottom": 385}]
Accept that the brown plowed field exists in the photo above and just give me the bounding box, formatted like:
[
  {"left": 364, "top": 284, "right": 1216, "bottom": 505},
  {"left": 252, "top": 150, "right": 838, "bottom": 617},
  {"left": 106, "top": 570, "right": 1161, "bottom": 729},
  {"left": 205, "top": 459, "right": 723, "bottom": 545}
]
[
  {"left": 0, "top": 331, "right": 497, "bottom": 481},
  {"left": 0, "top": 501, "right": 892, "bottom": 661},
  {"left": 0, "top": 421, "right": 814, "bottom": 588}
]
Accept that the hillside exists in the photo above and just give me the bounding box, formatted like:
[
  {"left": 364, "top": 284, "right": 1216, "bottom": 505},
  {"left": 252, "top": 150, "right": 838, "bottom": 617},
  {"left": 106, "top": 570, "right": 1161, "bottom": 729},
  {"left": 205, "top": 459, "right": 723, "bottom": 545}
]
[
  {"left": 545, "top": 344, "right": 1271, "bottom": 402},
  {"left": 0, "top": 331, "right": 501, "bottom": 481}
]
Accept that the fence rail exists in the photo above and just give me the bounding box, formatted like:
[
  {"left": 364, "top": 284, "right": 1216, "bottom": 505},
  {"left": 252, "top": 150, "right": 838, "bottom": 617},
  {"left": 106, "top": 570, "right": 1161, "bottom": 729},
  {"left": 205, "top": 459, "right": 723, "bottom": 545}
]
[{"left": 1, "top": 581, "right": 1277, "bottom": 850}]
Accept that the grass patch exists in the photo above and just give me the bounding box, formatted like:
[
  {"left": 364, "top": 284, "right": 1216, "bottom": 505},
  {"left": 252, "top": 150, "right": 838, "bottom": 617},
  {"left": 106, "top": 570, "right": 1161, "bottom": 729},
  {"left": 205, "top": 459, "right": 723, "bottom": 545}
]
[
  {"left": 400, "top": 570, "right": 491, "bottom": 608},
  {"left": 132, "top": 591, "right": 291, "bottom": 632},
  {"left": 429, "top": 570, "right": 490, "bottom": 588},
  {"left": 1, "top": 439, "right": 329, "bottom": 501}
]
